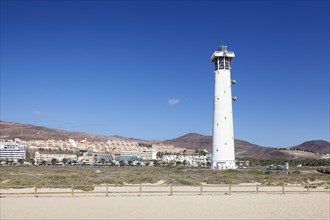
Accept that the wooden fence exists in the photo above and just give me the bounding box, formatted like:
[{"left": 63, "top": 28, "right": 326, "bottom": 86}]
[{"left": 0, "top": 184, "right": 329, "bottom": 197}]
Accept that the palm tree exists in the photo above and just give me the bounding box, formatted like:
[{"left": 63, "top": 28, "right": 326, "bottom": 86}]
[
  {"left": 156, "top": 152, "right": 163, "bottom": 159},
  {"left": 51, "top": 158, "right": 58, "bottom": 165},
  {"left": 119, "top": 160, "right": 125, "bottom": 167},
  {"left": 152, "top": 160, "right": 159, "bottom": 167},
  {"left": 62, "top": 158, "right": 68, "bottom": 164},
  {"left": 30, "top": 158, "right": 35, "bottom": 165}
]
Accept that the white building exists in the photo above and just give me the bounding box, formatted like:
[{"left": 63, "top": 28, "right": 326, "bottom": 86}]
[
  {"left": 120, "top": 148, "right": 157, "bottom": 160},
  {"left": 68, "top": 139, "right": 77, "bottom": 148},
  {"left": 153, "top": 143, "right": 184, "bottom": 154},
  {"left": 162, "top": 155, "right": 210, "bottom": 167},
  {"left": 211, "top": 45, "right": 236, "bottom": 170},
  {"left": 35, "top": 151, "right": 77, "bottom": 163},
  {"left": 0, "top": 141, "right": 26, "bottom": 161}
]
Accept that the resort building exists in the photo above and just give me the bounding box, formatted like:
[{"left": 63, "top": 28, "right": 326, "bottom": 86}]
[
  {"left": 153, "top": 143, "right": 185, "bottom": 154},
  {"left": 34, "top": 151, "right": 77, "bottom": 163},
  {"left": 0, "top": 140, "right": 26, "bottom": 161}
]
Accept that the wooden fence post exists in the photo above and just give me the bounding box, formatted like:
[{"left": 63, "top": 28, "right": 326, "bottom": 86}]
[
  {"left": 256, "top": 185, "right": 259, "bottom": 194},
  {"left": 34, "top": 184, "right": 37, "bottom": 197},
  {"left": 139, "top": 184, "right": 142, "bottom": 196},
  {"left": 307, "top": 183, "right": 310, "bottom": 194},
  {"left": 6, "top": 183, "right": 330, "bottom": 198}
]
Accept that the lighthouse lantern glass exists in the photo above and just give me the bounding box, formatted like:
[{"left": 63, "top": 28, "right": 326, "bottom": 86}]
[
  {"left": 214, "top": 57, "right": 230, "bottom": 70},
  {"left": 225, "top": 58, "right": 230, "bottom": 70}
]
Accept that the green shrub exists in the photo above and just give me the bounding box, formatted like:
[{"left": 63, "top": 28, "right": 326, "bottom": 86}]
[
  {"left": 248, "top": 169, "right": 263, "bottom": 175},
  {"left": 73, "top": 185, "right": 94, "bottom": 191},
  {"left": 223, "top": 169, "right": 241, "bottom": 174},
  {"left": 304, "top": 184, "right": 317, "bottom": 189},
  {"left": 178, "top": 179, "right": 194, "bottom": 185},
  {"left": 264, "top": 170, "right": 271, "bottom": 175}
]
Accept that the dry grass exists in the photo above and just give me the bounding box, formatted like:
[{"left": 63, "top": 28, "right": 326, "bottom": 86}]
[{"left": 1, "top": 166, "right": 329, "bottom": 190}]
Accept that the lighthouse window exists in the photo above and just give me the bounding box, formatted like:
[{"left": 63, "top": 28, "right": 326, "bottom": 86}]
[
  {"left": 214, "top": 57, "right": 230, "bottom": 70},
  {"left": 219, "top": 58, "right": 225, "bottom": 69},
  {"left": 225, "top": 58, "right": 230, "bottom": 70},
  {"left": 214, "top": 57, "right": 227, "bottom": 70},
  {"left": 214, "top": 61, "right": 219, "bottom": 70}
]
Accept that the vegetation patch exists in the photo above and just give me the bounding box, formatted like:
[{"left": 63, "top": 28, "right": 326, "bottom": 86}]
[
  {"left": 73, "top": 185, "right": 94, "bottom": 191},
  {"left": 0, "top": 166, "right": 329, "bottom": 189}
]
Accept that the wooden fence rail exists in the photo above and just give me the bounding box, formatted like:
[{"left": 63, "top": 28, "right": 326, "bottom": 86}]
[{"left": 0, "top": 184, "right": 329, "bottom": 197}]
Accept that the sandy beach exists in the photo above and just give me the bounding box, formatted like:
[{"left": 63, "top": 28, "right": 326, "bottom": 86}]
[{"left": 1, "top": 193, "right": 329, "bottom": 220}]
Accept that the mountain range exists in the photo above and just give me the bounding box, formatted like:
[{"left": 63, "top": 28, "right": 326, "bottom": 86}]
[
  {"left": 0, "top": 121, "right": 329, "bottom": 159},
  {"left": 162, "top": 133, "right": 329, "bottom": 159}
]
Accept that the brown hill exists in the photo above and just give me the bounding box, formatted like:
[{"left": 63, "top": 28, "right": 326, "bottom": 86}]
[
  {"left": 162, "top": 133, "right": 211, "bottom": 149},
  {"left": 161, "top": 133, "right": 326, "bottom": 159},
  {"left": 0, "top": 121, "right": 110, "bottom": 141},
  {"left": 1, "top": 121, "right": 328, "bottom": 159},
  {"left": 291, "top": 140, "right": 330, "bottom": 155},
  {"left": 161, "top": 133, "right": 276, "bottom": 158},
  {"left": 0, "top": 121, "right": 153, "bottom": 142}
]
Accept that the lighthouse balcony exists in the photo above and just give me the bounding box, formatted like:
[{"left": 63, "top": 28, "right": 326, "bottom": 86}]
[{"left": 211, "top": 51, "right": 235, "bottom": 61}]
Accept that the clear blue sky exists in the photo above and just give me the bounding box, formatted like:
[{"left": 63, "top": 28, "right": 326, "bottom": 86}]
[{"left": 1, "top": 0, "right": 329, "bottom": 147}]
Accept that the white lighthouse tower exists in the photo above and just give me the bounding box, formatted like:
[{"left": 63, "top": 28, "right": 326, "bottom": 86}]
[{"left": 211, "top": 45, "right": 236, "bottom": 170}]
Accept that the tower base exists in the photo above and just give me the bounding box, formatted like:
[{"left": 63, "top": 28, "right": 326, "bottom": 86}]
[{"left": 212, "top": 160, "right": 236, "bottom": 170}]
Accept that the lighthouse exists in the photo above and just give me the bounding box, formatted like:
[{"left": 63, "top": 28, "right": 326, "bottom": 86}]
[{"left": 211, "top": 45, "right": 236, "bottom": 170}]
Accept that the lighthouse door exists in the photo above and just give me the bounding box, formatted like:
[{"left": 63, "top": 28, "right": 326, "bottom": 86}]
[{"left": 217, "top": 162, "right": 225, "bottom": 170}]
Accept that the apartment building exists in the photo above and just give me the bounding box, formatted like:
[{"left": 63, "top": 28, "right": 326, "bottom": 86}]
[
  {"left": 34, "top": 151, "right": 77, "bottom": 163},
  {"left": 0, "top": 140, "right": 26, "bottom": 161}
]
